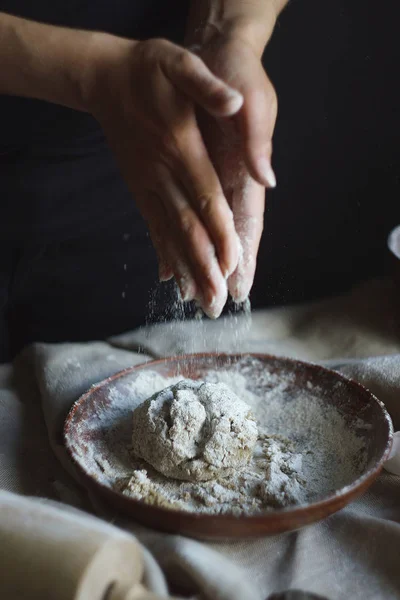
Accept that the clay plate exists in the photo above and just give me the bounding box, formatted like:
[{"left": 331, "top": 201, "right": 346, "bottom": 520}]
[{"left": 63, "top": 353, "right": 393, "bottom": 540}]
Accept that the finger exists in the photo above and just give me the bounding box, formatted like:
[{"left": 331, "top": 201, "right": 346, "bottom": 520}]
[
  {"left": 140, "top": 193, "right": 195, "bottom": 298},
  {"left": 236, "top": 74, "right": 278, "bottom": 188},
  {"left": 172, "top": 255, "right": 198, "bottom": 303},
  {"left": 145, "top": 209, "right": 173, "bottom": 282},
  {"left": 178, "top": 123, "right": 240, "bottom": 279},
  {"left": 102, "top": 123, "right": 199, "bottom": 299},
  {"left": 140, "top": 198, "right": 173, "bottom": 282},
  {"left": 161, "top": 43, "right": 243, "bottom": 118},
  {"left": 228, "top": 178, "right": 265, "bottom": 302},
  {"left": 152, "top": 228, "right": 197, "bottom": 301},
  {"left": 159, "top": 261, "right": 174, "bottom": 283},
  {"left": 159, "top": 174, "right": 228, "bottom": 319},
  {"left": 150, "top": 228, "right": 174, "bottom": 283}
]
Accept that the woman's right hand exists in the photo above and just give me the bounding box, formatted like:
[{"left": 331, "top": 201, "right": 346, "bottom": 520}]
[{"left": 86, "top": 35, "right": 244, "bottom": 318}]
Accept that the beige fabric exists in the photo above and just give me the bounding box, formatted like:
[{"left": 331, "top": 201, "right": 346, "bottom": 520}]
[
  {"left": 0, "top": 491, "right": 144, "bottom": 600},
  {"left": 1, "top": 277, "right": 400, "bottom": 600}
]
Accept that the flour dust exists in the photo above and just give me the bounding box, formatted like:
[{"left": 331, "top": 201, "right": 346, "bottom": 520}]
[{"left": 145, "top": 279, "right": 253, "bottom": 356}]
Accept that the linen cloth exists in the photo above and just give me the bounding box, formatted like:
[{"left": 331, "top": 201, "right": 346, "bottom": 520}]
[{"left": 1, "top": 276, "right": 400, "bottom": 599}]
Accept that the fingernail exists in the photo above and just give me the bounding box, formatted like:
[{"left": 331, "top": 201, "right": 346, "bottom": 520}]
[
  {"left": 226, "top": 87, "right": 243, "bottom": 102},
  {"left": 223, "top": 88, "right": 243, "bottom": 115},
  {"left": 228, "top": 262, "right": 253, "bottom": 303},
  {"left": 159, "top": 271, "right": 173, "bottom": 282},
  {"left": 202, "top": 276, "right": 228, "bottom": 319},
  {"left": 202, "top": 293, "right": 226, "bottom": 319},
  {"left": 178, "top": 275, "right": 196, "bottom": 302},
  {"left": 223, "top": 233, "right": 241, "bottom": 279},
  {"left": 230, "top": 281, "right": 250, "bottom": 303},
  {"left": 159, "top": 262, "right": 173, "bottom": 282},
  {"left": 257, "top": 157, "right": 276, "bottom": 188}
]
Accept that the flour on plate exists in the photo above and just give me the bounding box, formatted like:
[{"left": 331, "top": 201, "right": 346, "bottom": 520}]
[{"left": 77, "top": 359, "right": 368, "bottom": 516}]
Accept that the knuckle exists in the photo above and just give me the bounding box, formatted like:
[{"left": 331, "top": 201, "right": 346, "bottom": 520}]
[
  {"left": 178, "top": 207, "right": 197, "bottom": 236},
  {"left": 149, "top": 224, "right": 163, "bottom": 245},
  {"left": 197, "top": 193, "right": 234, "bottom": 229},
  {"left": 197, "top": 192, "right": 215, "bottom": 217},
  {"left": 160, "top": 130, "right": 176, "bottom": 151},
  {"left": 135, "top": 38, "right": 174, "bottom": 68},
  {"left": 266, "top": 83, "right": 278, "bottom": 118},
  {"left": 159, "top": 131, "right": 181, "bottom": 162},
  {"left": 177, "top": 49, "right": 197, "bottom": 73},
  {"left": 135, "top": 39, "right": 155, "bottom": 62},
  {"left": 270, "top": 90, "right": 278, "bottom": 118},
  {"left": 138, "top": 37, "right": 166, "bottom": 54}
]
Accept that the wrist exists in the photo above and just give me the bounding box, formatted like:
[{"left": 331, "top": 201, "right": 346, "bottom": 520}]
[
  {"left": 0, "top": 13, "right": 120, "bottom": 113},
  {"left": 220, "top": 17, "right": 277, "bottom": 57},
  {"left": 80, "top": 32, "right": 137, "bottom": 115},
  {"left": 52, "top": 28, "right": 109, "bottom": 113},
  {"left": 186, "top": 4, "right": 280, "bottom": 58}
]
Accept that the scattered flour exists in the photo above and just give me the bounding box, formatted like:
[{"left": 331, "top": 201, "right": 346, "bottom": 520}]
[
  {"left": 69, "top": 358, "right": 368, "bottom": 516},
  {"left": 117, "top": 432, "right": 305, "bottom": 515}
]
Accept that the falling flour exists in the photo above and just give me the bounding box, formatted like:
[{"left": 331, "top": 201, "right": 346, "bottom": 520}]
[
  {"left": 145, "top": 278, "right": 253, "bottom": 357},
  {"left": 71, "top": 358, "right": 368, "bottom": 516}
]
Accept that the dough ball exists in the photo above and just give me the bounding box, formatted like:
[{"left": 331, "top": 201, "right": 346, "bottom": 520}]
[{"left": 131, "top": 380, "right": 258, "bottom": 482}]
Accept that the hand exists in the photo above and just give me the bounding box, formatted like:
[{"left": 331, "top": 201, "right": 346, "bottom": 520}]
[
  {"left": 192, "top": 34, "right": 278, "bottom": 302},
  {"left": 87, "top": 35, "right": 244, "bottom": 318}
]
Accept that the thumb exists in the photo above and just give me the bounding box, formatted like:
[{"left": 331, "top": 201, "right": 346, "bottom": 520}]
[
  {"left": 163, "top": 45, "right": 243, "bottom": 118},
  {"left": 237, "top": 74, "right": 278, "bottom": 188}
]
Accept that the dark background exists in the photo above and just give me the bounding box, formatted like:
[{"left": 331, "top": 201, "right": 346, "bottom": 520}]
[
  {"left": 253, "top": 0, "right": 400, "bottom": 307},
  {"left": 0, "top": 0, "right": 399, "bottom": 358}
]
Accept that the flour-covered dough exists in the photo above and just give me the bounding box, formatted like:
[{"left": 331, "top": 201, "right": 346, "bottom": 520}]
[{"left": 131, "top": 380, "right": 258, "bottom": 481}]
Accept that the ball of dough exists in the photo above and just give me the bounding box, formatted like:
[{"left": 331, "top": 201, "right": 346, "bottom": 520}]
[{"left": 131, "top": 380, "right": 258, "bottom": 481}]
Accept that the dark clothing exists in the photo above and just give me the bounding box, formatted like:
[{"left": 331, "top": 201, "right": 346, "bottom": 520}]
[
  {"left": 0, "top": 213, "right": 159, "bottom": 362},
  {"left": 0, "top": 0, "right": 399, "bottom": 361},
  {"left": 0, "top": 0, "right": 188, "bottom": 239}
]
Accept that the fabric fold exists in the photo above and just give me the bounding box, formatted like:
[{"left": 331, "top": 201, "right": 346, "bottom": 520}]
[{"left": 0, "top": 491, "right": 145, "bottom": 600}]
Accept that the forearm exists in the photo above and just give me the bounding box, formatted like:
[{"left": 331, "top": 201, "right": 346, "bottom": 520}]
[
  {"left": 186, "top": 0, "right": 289, "bottom": 55},
  {"left": 0, "top": 12, "right": 110, "bottom": 111}
]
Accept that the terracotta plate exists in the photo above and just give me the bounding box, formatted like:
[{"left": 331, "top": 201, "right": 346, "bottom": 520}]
[{"left": 64, "top": 353, "right": 393, "bottom": 540}]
